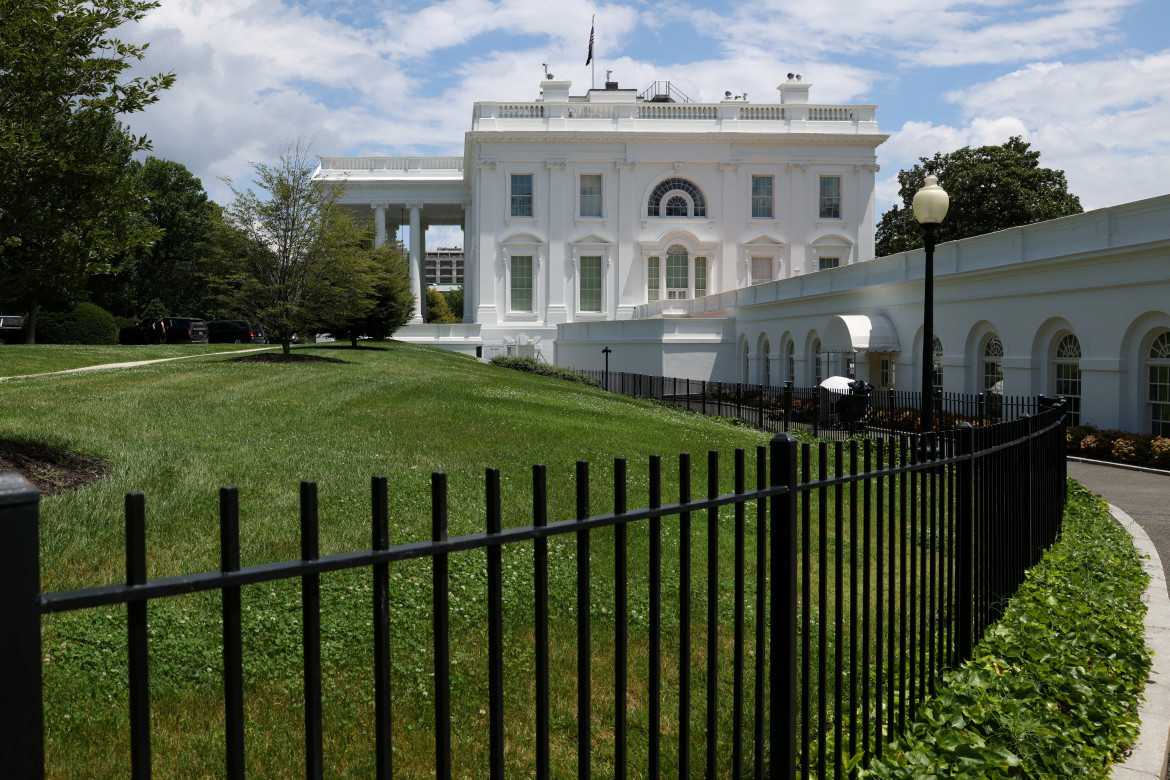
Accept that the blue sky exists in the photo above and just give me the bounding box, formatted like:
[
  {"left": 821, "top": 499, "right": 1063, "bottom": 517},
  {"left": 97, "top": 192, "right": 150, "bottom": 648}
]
[{"left": 125, "top": 0, "right": 1170, "bottom": 248}]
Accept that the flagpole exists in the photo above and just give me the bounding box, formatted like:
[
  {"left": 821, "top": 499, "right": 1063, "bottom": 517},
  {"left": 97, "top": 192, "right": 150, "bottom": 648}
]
[{"left": 591, "top": 15, "right": 596, "bottom": 89}]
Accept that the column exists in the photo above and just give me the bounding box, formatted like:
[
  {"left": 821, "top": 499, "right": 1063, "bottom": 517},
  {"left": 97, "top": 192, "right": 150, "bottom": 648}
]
[
  {"left": 372, "top": 203, "right": 388, "bottom": 248},
  {"left": 545, "top": 160, "right": 567, "bottom": 325},
  {"left": 407, "top": 202, "right": 424, "bottom": 324},
  {"left": 462, "top": 201, "right": 474, "bottom": 322},
  {"left": 614, "top": 160, "right": 637, "bottom": 320}
]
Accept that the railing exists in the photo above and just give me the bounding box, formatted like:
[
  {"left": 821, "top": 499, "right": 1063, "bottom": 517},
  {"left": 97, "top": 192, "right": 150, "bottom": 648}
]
[
  {"left": 319, "top": 157, "right": 464, "bottom": 173},
  {"left": 740, "top": 106, "right": 787, "bottom": 120},
  {"left": 0, "top": 402, "right": 1067, "bottom": 778},
  {"left": 578, "top": 371, "right": 1041, "bottom": 442},
  {"left": 637, "top": 103, "right": 719, "bottom": 120}
]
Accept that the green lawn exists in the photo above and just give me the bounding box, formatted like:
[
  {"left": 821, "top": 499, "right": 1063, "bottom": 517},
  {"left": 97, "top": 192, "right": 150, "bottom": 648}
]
[
  {"left": 6, "top": 342, "right": 796, "bottom": 778},
  {"left": 0, "top": 343, "right": 273, "bottom": 378}
]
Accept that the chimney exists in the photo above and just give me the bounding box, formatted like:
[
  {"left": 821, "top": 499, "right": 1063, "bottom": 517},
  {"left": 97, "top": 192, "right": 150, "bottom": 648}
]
[{"left": 778, "top": 74, "right": 811, "bottom": 105}]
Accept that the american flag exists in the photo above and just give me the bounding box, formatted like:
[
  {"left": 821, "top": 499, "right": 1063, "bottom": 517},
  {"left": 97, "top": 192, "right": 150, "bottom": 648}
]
[{"left": 586, "top": 18, "right": 594, "bottom": 65}]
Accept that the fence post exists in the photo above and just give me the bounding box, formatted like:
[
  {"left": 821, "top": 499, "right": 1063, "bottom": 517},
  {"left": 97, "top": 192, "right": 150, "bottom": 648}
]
[
  {"left": 0, "top": 472, "right": 43, "bottom": 779},
  {"left": 783, "top": 382, "right": 793, "bottom": 433},
  {"left": 956, "top": 424, "right": 975, "bottom": 663},
  {"left": 768, "top": 434, "right": 798, "bottom": 778}
]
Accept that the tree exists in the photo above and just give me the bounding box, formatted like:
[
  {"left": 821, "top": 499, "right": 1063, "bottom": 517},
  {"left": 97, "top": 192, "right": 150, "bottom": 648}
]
[
  {"left": 320, "top": 246, "right": 415, "bottom": 347},
  {"left": 875, "top": 137, "right": 1083, "bottom": 257},
  {"left": 88, "top": 158, "right": 220, "bottom": 319},
  {"left": 425, "top": 288, "right": 458, "bottom": 323},
  {"left": 0, "top": 0, "right": 175, "bottom": 342},
  {"left": 217, "top": 137, "right": 380, "bottom": 356},
  {"left": 443, "top": 285, "right": 464, "bottom": 322}
]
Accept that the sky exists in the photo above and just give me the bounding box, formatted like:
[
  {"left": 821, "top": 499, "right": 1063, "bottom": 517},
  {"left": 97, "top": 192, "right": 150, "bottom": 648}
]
[{"left": 122, "top": 0, "right": 1170, "bottom": 249}]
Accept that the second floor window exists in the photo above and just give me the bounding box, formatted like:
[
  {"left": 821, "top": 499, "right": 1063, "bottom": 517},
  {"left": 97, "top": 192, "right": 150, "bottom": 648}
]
[
  {"left": 819, "top": 176, "right": 841, "bottom": 219},
  {"left": 579, "top": 175, "right": 602, "bottom": 217},
  {"left": 511, "top": 174, "right": 533, "bottom": 217},
  {"left": 752, "top": 175, "right": 773, "bottom": 219}
]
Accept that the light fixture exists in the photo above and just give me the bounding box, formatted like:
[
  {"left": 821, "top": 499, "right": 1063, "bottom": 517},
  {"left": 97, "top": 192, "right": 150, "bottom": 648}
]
[{"left": 913, "top": 174, "right": 950, "bottom": 440}]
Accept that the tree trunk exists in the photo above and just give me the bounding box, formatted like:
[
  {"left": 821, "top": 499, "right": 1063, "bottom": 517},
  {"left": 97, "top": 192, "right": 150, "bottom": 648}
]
[
  {"left": 23, "top": 302, "right": 37, "bottom": 345},
  {"left": 351, "top": 336, "right": 358, "bottom": 348},
  {"left": 282, "top": 339, "right": 291, "bottom": 356}
]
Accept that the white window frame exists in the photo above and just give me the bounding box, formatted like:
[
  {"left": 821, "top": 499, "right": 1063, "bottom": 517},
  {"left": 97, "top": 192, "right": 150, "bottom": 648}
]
[
  {"left": 751, "top": 174, "right": 774, "bottom": 220},
  {"left": 1147, "top": 330, "right": 1170, "bottom": 436},
  {"left": 739, "top": 235, "right": 785, "bottom": 286},
  {"left": 500, "top": 237, "right": 543, "bottom": 320},
  {"left": 1052, "top": 332, "right": 1082, "bottom": 427},
  {"left": 570, "top": 239, "right": 612, "bottom": 319},
  {"left": 576, "top": 172, "right": 605, "bottom": 221},
  {"left": 818, "top": 256, "right": 840, "bottom": 271},
  {"left": 818, "top": 174, "right": 842, "bottom": 220},
  {"left": 809, "top": 235, "right": 853, "bottom": 273},
  {"left": 504, "top": 168, "right": 537, "bottom": 225}
]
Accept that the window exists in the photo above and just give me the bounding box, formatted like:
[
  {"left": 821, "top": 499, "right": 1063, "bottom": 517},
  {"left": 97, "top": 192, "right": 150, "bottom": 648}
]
[
  {"left": 983, "top": 336, "right": 1003, "bottom": 394},
  {"left": 666, "top": 245, "right": 688, "bottom": 299},
  {"left": 1053, "top": 334, "right": 1082, "bottom": 426},
  {"left": 579, "top": 256, "right": 602, "bottom": 312},
  {"left": 751, "top": 256, "right": 772, "bottom": 285},
  {"left": 647, "top": 256, "right": 660, "bottom": 302},
  {"left": 1149, "top": 332, "right": 1170, "bottom": 436},
  {"left": 786, "top": 340, "right": 795, "bottom": 385},
  {"left": 510, "top": 255, "right": 533, "bottom": 312},
  {"left": 880, "top": 357, "right": 894, "bottom": 389},
  {"left": 763, "top": 340, "right": 771, "bottom": 386},
  {"left": 818, "top": 256, "right": 840, "bottom": 271},
  {"left": 813, "top": 339, "right": 822, "bottom": 385},
  {"left": 932, "top": 337, "right": 944, "bottom": 392},
  {"left": 743, "top": 342, "right": 750, "bottom": 384},
  {"left": 510, "top": 174, "right": 533, "bottom": 217},
  {"left": 580, "top": 174, "right": 602, "bottom": 218},
  {"left": 647, "top": 177, "right": 707, "bottom": 217},
  {"left": 694, "top": 256, "right": 707, "bottom": 298},
  {"left": 752, "top": 175, "right": 773, "bottom": 219},
  {"left": 819, "top": 176, "right": 841, "bottom": 219}
]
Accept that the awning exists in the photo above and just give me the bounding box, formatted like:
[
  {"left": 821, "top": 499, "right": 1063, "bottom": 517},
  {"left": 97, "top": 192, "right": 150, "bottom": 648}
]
[{"left": 822, "top": 314, "right": 900, "bottom": 353}]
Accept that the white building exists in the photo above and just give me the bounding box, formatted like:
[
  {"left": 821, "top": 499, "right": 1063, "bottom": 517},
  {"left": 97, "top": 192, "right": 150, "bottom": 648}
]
[{"left": 314, "top": 77, "right": 1170, "bottom": 435}]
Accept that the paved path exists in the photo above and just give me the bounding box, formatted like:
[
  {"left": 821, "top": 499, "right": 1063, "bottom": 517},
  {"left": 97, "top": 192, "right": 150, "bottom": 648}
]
[
  {"left": 1070, "top": 461, "right": 1170, "bottom": 779},
  {"left": 0, "top": 346, "right": 277, "bottom": 382}
]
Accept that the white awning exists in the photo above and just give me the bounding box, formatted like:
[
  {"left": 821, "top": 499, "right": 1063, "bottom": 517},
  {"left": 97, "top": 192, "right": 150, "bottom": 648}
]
[{"left": 822, "top": 314, "right": 900, "bottom": 353}]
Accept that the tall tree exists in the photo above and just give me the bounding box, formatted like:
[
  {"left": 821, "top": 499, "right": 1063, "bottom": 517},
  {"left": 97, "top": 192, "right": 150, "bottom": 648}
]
[
  {"left": 217, "top": 137, "right": 380, "bottom": 356},
  {"left": 875, "top": 137, "right": 1083, "bottom": 257},
  {"left": 320, "top": 245, "right": 415, "bottom": 347},
  {"left": 0, "top": 0, "right": 175, "bottom": 341},
  {"left": 89, "top": 158, "right": 220, "bottom": 319}
]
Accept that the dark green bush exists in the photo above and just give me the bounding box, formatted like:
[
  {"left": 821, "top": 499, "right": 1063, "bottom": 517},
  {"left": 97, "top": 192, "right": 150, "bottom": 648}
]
[
  {"left": 1067, "top": 425, "right": 1167, "bottom": 470},
  {"left": 488, "top": 355, "right": 601, "bottom": 387},
  {"left": 32, "top": 303, "right": 118, "bottom": 345},
  {"left": 862, "top": 482, "right": 1150, "bottom": 778}
]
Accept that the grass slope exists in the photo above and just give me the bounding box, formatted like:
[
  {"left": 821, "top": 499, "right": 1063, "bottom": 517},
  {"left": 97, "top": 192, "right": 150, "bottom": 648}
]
[{"left": 0, "top": 343, "right": 270, "bottom": 377}]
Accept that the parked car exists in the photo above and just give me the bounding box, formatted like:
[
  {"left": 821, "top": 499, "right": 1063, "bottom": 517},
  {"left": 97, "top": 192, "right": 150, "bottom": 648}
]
[
  {"left": 206, "top": 320, "right": 267, "bottom": 344},
  {"left": 119, "top": 317, "right": 209, "bottom": 345},
  {"left": 0, "top": 314, "right": 23, "bottom": 344}
]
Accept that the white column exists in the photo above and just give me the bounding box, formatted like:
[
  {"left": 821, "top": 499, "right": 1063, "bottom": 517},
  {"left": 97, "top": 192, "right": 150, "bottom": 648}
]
[
  {"left": 614, "top": 160, "right": 637, "bottom": 319},
  {"left": 407, "top": 202, "right": 424, "bottom": 324},
  {"left": 420, "top": 223, "right": 429, "bottom": 322},
  {"left": 372, "top": 203, "right": 388, "bottom": 248},
  {"left": 462, "top": 201, "right": 473, "bottom": 322},
  {"left": 545, "top": 160, "right": 567, "bottom": 325}
]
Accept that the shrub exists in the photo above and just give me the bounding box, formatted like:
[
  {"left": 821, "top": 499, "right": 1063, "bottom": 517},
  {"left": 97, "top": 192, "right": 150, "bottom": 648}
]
[
  {"left": 488, "top": 355, "right": 601, "bottom": 387},
  {"left": 863, "top": 482, "right": 1150, "bottom": 778},
  {"left": 32, "top": 303, "right": 118, "bottom": 345},
  {"left": 1153, "top": 437, "right": 1170, "bottom": 469}
]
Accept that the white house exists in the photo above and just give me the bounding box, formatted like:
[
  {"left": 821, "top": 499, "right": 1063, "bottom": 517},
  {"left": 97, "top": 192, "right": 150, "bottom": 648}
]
[{"left": 314, "top": 77, "right": 1170, "bottom": 436}]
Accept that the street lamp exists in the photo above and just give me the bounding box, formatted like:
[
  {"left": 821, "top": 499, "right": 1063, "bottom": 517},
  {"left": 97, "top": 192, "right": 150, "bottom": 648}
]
[
  {"left": 602, "top": 346, "right": 612, "bottom": 391},
  {"left": 913, "top": 174, "right": 949, "bottom": 437}
]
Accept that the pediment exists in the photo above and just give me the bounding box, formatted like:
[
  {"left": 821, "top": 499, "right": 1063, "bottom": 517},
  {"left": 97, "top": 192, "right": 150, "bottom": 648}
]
[
  {"left": 568, "top": 232, "right": 612, "bottom": 246},
  {"left": 500, "top": 231, "right": 544, "bottom": 246},
  {"left": 742, "top": 232, "right": 786, "bottom": 247}
]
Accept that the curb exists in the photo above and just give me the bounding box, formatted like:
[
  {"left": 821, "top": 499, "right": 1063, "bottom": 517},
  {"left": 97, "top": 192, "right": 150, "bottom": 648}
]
[
  {"left": 1068, "top": 457, "right": 1170, "bottom": 478},
  {"left": 1111, "top": 504, "right": 1170, "bottom": 779}
]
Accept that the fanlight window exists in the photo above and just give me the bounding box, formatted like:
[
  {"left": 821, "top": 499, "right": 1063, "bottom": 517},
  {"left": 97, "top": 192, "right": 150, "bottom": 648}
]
[
  {"left": 1054, "top": 334, "right": 1082, "bottom": 426},
  {"left": 647, "top": 177, "right": 707, "bottom": 217},
  {"left": 1149, "top": 332, "right": 1170, "bottom": 436}
]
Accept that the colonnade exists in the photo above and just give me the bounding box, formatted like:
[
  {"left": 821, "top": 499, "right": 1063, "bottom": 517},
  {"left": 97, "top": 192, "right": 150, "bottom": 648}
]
[{"left": 370, "top": 201, "right": 470, "bottom": 324}]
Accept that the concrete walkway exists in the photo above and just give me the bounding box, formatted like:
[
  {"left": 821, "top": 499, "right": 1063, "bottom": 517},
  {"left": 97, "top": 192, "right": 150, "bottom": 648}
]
[
  {"left": 0, "top": 346, "right": 277, "bottom": 382},
  {"left": 1070, "top": 461, "right": 1170, "bottom": 779}
]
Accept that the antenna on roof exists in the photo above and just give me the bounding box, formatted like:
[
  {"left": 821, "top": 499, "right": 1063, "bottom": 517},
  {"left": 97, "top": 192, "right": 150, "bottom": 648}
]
[
  {"left": 606, "top": 69, "right": 613, "bottom": 82},
  {"left": 542, "top": 62, "right": 554, "bottom": 79}
]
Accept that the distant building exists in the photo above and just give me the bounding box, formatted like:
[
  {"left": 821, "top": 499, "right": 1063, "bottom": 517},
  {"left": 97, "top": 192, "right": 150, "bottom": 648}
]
[
  {"left": 314, "top": 76, "right": 1170, "bottom": 434},
  {"left": 424, "top": 248, "right": 464, "bottom": 290}
]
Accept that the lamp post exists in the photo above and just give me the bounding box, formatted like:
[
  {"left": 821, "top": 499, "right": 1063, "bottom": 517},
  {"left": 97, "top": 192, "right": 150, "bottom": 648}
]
[
  {"left": 602, "top": 346, "right": 612, "bottom": 391},
  {"left": 913, "top": 174, "right": 949, "bottom": 436}
]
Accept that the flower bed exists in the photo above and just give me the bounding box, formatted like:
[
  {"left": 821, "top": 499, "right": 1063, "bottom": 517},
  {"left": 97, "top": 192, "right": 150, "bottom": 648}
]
[{"left": 1067, "top": 425, "right": 1170, "bottom": 470}]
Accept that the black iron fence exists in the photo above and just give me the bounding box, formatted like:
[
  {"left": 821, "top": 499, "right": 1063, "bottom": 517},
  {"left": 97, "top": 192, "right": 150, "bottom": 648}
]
[
  {"left": 0, "top": 402, "right": 1067, "bottom": 779},
  {"left": 578, "top": 371, "right": 1039, "bottom": 442}
]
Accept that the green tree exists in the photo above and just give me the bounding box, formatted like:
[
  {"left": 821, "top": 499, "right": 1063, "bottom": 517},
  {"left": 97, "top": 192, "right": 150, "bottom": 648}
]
[
  {"left": 216, "top": 137, "right": 379, "bottom": 356},
  {"left": 88, "top": 158, "right": 220, "bottom": 319},
  {"left": 425, "top": 287, "right": 458, "bottom": 323},
  {"left": 0, "top": 0, "right": 175, "bottom": 342},
  {"left": 444, "top": 285, "right": 464, "bottom": 322},
  {"left": 321, "top": 245, "right": 415, "bottom": 346},
  {"left": 875, "top": 137, "right": 1083, "bottom": 257}
]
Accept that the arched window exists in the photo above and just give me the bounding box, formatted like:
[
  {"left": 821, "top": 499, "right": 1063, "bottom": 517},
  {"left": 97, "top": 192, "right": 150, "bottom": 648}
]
[
  {"left": 743, "top": 342, "right": 750, "bottom": 384},
  {"left": 1149, "top": 331, "right": 1170, "bottom": 436},
  {"left": 762, "top": 340, "right": 771, "bottom": 387},
  {"left": 647, "top": 177, "right": 707, "bottom": 217},
  {"left": 983, "top": 336, "right": 1003, "bottom": 394},
  {"left": 785, "top": 340, "right": 795, "bottom": 385},
  {"left": 666, "top": 244, "right": 689, "bottom": 300},
  {"left": 813, "top": 339, "right": 822, "bottom": 386},
  {"left": 932, "top": 336, "right": 944, "bottom": 392},
  {"left": 1053, "top": 334, "right": 1082, "bottom": 426}
]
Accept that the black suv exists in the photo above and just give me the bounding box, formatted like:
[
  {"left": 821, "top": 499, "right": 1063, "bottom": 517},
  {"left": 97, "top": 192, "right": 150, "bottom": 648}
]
[
  {"left": 119, "top": 317, "right": 209, "bottom": 345},
  {"left": 206, "top": 320, "right": 267, "bottom": 344}
]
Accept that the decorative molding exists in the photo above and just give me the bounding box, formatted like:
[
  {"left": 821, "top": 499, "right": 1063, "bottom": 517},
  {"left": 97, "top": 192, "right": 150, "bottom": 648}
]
[
  {"left": 614, "top": 160, "right": 636, "bottom": 170},
  {"left": 461, "top": 200, "right": 472, "bottom": 210},
  {"left": 673, "top": 161, "right": 684, "bottom": 173},
  {"left": 787, "top": 161, "right": 811, "bottom": 172},
  {"left": 476, "top": 159, "right": 498, "bottom": 169},
  {"left": 718, "top": 161, "right": 741, "bottom": 172},
  {"left": 855, "top": 163, "right": 881, "bottom": 173},
  {"left": 370, "top": 202, "right": 389, "bottom": 210},
  {"left": 405, "top": 200, "right": 425, "bottom": 209},
  {"left": 545, "top": 159, "right": 567, "bottom": 170}
]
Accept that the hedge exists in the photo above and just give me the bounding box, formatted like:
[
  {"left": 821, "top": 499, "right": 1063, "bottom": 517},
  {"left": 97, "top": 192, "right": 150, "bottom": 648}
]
[
  {"left": 1067, "top": 425, "right": 1170, "bottom": 470},
  {"left": 488, "top": 355, "right": 601, "bottom": 387},
  {"left": 31, "top": 303, "right": 118, "bottom": 345},
  {"left": 861, "top": 481, "right": 1150, "bottom": 778}
]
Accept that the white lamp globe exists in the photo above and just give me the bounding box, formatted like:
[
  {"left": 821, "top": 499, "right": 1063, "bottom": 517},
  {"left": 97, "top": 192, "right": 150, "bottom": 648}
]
[{"left": 913, "top": 175, "right": 950, "bottom": 225}]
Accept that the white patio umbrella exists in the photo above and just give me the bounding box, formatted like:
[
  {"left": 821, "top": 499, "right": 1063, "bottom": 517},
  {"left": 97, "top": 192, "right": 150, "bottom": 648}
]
[{"left": 819, "top": 375, "right": 854, "bottom": 393}]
